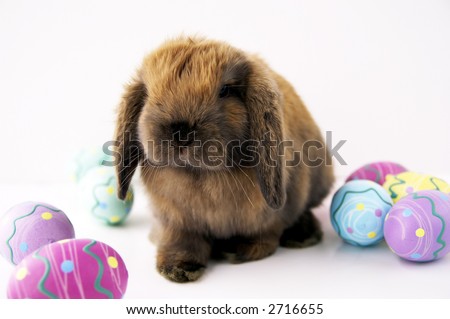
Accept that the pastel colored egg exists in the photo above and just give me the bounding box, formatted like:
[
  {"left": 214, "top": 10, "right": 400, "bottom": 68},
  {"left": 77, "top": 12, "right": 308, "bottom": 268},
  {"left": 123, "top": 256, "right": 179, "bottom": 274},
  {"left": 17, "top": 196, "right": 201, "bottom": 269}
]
[
  {"left": 70, "top": 147, "right": 114, "bottom": 183},
  {"left": 384, "top": 190, "right": 450, "bottom": 262},
  {"left": 78, "top": 166, "right": 133, "bottom": 225},
  {"left": 7, "top": 238, "right": 128, "bottom": 299},
  {"left": 0, "top": 202, "right": 75, "bottom": 265},
  {"left": 330, "top": 180, "right": 393, "bottom": 246},
  {"left": 383, "top": 171, "right": 450, "bottom": 203},
  {"left": 346, "top": 161, "right": 407, "bottom": 185}
]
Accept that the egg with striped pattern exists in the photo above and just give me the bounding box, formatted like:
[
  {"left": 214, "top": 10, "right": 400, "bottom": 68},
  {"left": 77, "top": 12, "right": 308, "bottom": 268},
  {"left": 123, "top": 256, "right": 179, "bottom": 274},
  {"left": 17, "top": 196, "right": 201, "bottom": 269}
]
[
  {"left": 0, "top": 202, "right": 75, "bottom": 265},
  {"left": 330, "top": 180, "right": 393, "bottom": 246},
  {"left": 7, "top": 238, "right": 128, "bottom": 299},
  {"left": 384, "top": 190, "right": 450, "bottom": 262},
  {"left": 346, "top": 161, "right": 407, "bottom": 185}
]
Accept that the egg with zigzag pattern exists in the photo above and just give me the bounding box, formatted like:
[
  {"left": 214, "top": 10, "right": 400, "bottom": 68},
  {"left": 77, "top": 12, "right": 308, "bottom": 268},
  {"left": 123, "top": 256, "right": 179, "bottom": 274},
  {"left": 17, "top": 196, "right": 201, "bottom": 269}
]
[
  {"left": 7, "top": 238, "right": 128, "bottom": 299},
  {"left": 346, "top": 161, "right": 407, "bottom": 185},
  {"left": 384, "top": 190, "right": 450, "bottom": 262},
  {"left": 330, "top": 180, "right": 393, "bottom": 246},
  {"left": 383, "top": 171, "right": 450, "bottom": 204},
  {"left": 0, "top": 202, "right": 75, "bottom": 265},
  {"left": 78, "top": 166, "right": 133, "bottom": 225}
]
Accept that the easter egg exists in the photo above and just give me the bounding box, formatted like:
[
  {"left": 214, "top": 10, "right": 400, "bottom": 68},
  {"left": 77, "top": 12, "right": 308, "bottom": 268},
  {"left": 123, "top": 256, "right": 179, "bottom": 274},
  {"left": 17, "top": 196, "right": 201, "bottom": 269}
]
[
  {"left": 78, "top": 166, "right": 133, "bottom": 225},
  {"left": 384, "top": 190, "right": 450, "bottom": 262},
  {"left": 7, "top": 238, "right": 128, "bottom": 299},
  {"left": 330, "top": 180, "right": 393, "bottom": 246},
  {"left": 0, "top": 202, "right": 75, "bottom": 265},
  {"left": 383, "top": 172, "right": 450, "bottom": 203},
  {"left": 346, "top": 161, "right": 407, "bottom": 185},
  {"left": 70, "top": 146, "right": 114, "bottom": 182}
]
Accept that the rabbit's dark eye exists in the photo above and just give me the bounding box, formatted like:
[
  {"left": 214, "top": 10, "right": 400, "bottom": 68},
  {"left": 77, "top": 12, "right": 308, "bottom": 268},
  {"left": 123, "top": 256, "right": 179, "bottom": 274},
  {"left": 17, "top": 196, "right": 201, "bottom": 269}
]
[
  {"left": 219, "top": 85, "right": 231, "bottom": 98},
  {"left": 219, "top": 84, "right": 242, "bottom": 99}
]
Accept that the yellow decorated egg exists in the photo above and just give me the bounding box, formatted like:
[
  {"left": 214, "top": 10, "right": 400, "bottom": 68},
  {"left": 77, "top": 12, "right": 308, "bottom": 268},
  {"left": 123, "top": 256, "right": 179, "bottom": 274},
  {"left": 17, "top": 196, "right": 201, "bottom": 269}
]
[{"left": 383, "top": 171, "right": 450, "bottom": 203}]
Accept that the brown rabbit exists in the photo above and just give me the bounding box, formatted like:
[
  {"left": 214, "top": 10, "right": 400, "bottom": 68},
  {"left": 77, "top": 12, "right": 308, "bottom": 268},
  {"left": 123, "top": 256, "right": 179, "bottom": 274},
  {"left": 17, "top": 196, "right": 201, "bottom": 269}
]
[{"left": 113, "top": 37, "right": 334, "bottom": 282}]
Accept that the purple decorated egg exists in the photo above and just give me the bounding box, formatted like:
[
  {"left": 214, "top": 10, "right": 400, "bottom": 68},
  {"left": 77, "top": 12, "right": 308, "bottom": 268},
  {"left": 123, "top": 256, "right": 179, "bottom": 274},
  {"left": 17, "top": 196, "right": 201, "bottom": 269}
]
[
  {"left": 7, "top": 238, "right": 128, "bottom": 299},
  {"left": 0, "top": 202, "right": 75, "bottom": 265},
  {"left": 346, "top": 161, "right": 407, "bottom": 185},
  {"left": 384, "top": 190, "right": 450, "bottom": 262}
]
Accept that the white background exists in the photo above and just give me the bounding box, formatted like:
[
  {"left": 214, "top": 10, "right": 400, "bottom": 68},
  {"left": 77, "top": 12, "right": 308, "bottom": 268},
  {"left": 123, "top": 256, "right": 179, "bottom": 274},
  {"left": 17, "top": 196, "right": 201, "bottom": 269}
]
[{"left": 0, "top": 0, "right": 449, "bottom": 300}]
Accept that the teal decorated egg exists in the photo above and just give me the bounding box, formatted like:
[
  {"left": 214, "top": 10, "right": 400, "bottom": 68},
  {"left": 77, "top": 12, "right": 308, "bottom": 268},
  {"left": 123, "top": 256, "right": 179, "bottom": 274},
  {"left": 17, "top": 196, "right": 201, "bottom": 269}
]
[
  {"left": 70, "top": 147, "right": 114, "bottom": 183},
  {"left": 330, "top": 180, "right": 393, "bottom": 246},
  {"left": 7, "top": 238, "right": 128, "bottom": 299},
  {"left": 78, "top": 167, "right": 133, "bottom": 225}
]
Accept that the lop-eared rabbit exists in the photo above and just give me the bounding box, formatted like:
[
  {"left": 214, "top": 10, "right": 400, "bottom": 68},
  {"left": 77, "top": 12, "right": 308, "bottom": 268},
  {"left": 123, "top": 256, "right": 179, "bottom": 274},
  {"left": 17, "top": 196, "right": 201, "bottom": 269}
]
[{"left": 114, "top": 37, "right": 334, "bottom": 282}]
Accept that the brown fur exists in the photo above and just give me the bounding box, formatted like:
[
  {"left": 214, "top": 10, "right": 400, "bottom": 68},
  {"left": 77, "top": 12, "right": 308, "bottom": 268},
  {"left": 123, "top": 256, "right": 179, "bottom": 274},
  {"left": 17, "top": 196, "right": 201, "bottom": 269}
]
[{"left": 114, "top": 37, "right": 334, "bottom": 282}]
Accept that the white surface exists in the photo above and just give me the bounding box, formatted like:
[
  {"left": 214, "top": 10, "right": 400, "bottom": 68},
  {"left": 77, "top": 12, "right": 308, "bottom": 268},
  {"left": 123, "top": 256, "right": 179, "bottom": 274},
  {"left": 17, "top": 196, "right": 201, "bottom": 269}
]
[
  {"left": 1, "top": 179, "right": 450, "bottom": 299},
  {"left": 0, "top": 0, "right": 449, "bottom": 183}
]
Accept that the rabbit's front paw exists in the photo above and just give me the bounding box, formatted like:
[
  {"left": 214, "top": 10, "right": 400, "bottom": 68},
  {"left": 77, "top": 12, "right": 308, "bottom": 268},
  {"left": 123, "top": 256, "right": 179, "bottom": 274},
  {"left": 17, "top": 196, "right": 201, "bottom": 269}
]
[
  {"left": 157, "top": 259, "right": 205, "bottom": 283},
  {"left": 157, "top": 228, "right": 211, "bottom": 282}
]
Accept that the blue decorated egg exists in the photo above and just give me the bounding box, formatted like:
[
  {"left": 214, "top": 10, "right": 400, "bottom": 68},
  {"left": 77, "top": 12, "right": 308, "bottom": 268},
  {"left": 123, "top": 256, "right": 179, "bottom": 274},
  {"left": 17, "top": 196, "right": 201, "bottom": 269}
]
[
  {"left": 330, "top": 180, "right": 393, "bottom": 246},
  {"left": 78, "top": 167, "right": 133, "bottom": 225}
]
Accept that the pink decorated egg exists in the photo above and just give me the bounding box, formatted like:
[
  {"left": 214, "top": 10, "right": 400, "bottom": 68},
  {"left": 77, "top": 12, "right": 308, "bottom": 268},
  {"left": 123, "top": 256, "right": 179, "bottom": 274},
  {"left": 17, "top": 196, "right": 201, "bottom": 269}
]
[
  {"left": 0, "top": 202, "right": 75, "bottom": 265},
  {"left": 346, "top": 161, "right": 407, "bottom": 185},
  {"left": 7, "top": 238, "right": 128, "bottom": 299}
]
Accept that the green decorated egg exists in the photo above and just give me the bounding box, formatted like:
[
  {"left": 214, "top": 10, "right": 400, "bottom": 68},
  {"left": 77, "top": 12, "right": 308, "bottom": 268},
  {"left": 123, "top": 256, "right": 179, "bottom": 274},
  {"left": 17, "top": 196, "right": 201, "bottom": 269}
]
[
  {"left": 70, "top": 147, "right": 114, "bottom": 183},
  {"left": 78, "top": 167, "right": 133, "bottom": 225}
]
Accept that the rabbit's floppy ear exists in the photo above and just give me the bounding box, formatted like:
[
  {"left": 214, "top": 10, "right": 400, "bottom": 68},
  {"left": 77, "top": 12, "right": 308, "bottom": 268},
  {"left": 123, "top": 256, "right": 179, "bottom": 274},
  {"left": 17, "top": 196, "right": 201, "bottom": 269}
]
[
  {"left": 245, "top": 60, "right": 286, "bottom": 209},
  {"left": 114, "top": 75, "right": 147, "bottom": 200}
]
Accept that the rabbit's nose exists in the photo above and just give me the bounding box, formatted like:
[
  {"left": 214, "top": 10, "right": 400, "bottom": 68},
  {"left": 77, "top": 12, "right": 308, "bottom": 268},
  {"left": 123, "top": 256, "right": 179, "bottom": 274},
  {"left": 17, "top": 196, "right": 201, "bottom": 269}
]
[{"left": 170, "top": 121, "right": 195, "bottom": 146}]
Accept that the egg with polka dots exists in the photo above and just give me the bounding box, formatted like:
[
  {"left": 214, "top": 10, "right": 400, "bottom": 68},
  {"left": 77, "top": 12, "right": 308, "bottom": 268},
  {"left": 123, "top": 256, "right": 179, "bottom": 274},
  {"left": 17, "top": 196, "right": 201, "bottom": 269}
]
[
  {"left": 384, "top": 190, "right": 450, "bottom": 262},
  {"left": 330, "top": 180, "right": 393, "bottom": 246},
  {"left": 0, "top": 202, "right": 75, "bottom": 265},
  {"left": 78, "top": 166, "right": 133, "bottom": 225},
  {"left": 7, "top": 238, "right": 128, "bottom": 298}
]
